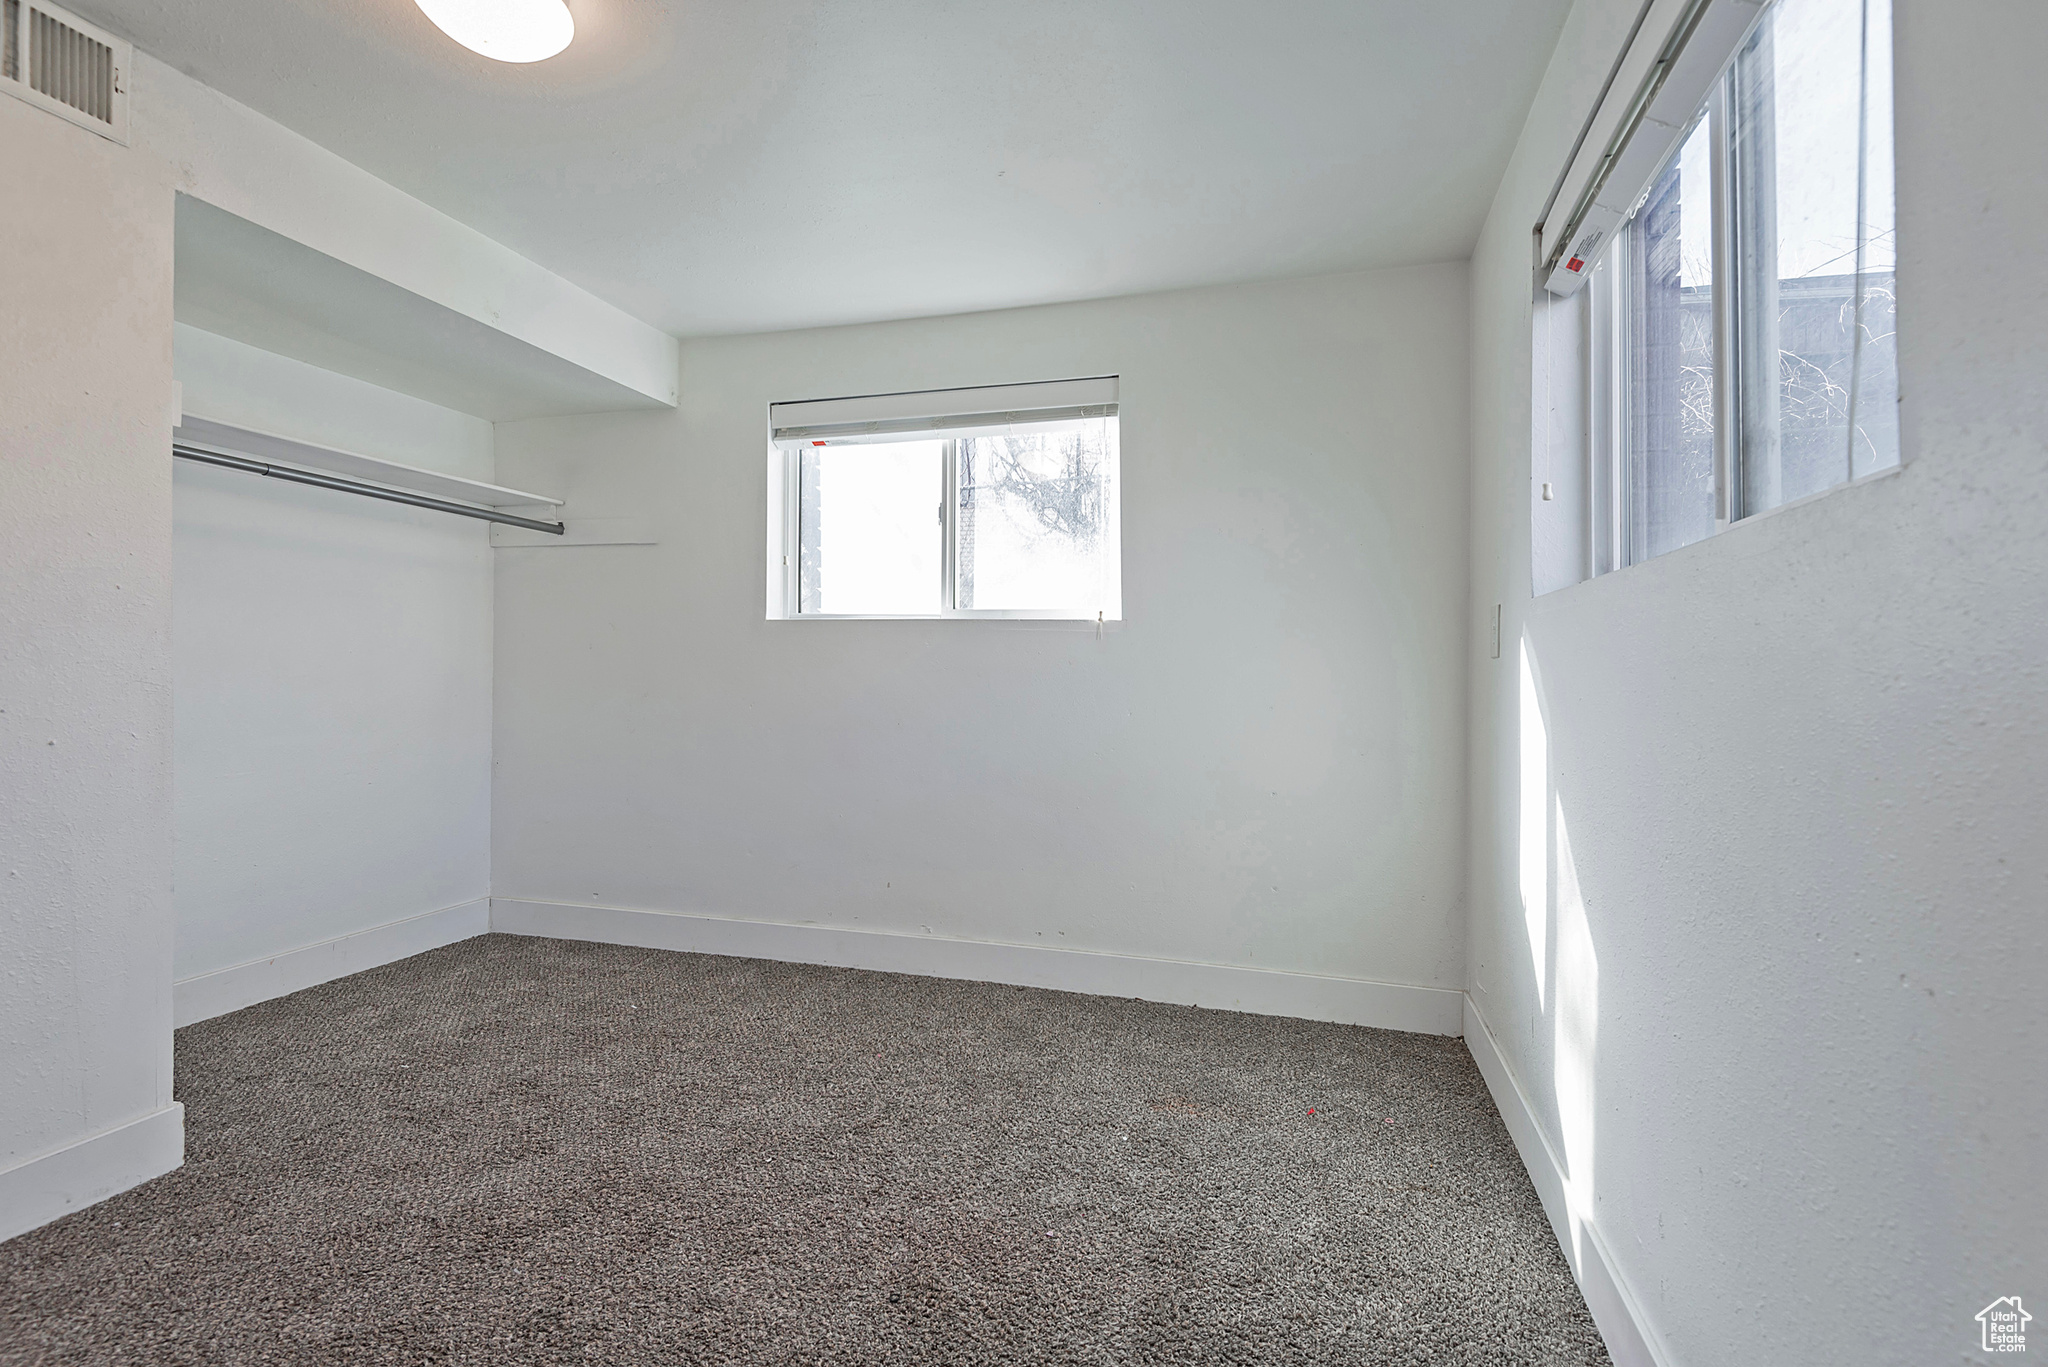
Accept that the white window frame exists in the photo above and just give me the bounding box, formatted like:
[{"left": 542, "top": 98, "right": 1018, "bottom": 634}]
[
  {"left": 764, "top": 379, "right": 1122, "bottom": 623},
  {"left": 1567, "top": 0, "right": 1897, "bottom": 582},
  {"left": 1582, "top": 97, "right": 1736, "bottom": 576}
]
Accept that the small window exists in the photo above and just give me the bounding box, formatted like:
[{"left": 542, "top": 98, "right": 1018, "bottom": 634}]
[
  {"left": 769, "top": 378, "right": 1121, "bottom": 620},
  {"left": 1552, "top": 0, "right": 1895, "bottom": 587}
]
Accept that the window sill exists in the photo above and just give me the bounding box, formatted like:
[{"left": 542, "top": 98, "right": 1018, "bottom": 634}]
[
  {"left": 1558, "top": 460, "right": 1904, "bottom": 596},
  {"left": 1723, "top": 458, "right": 1902, "bottom": 534},
  {"left": 770, "top": 612, "right": 1123, "bottom": 630}
]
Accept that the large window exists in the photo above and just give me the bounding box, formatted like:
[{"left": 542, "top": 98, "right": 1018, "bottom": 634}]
[
  {"left": 1564, "top": 0, "right": 1894, "bottom": 581},
  {"left": 769, "top": 378, "right": 1121, "bottom": 620}
]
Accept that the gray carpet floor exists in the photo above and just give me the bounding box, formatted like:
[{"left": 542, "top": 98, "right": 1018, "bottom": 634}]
[{"left": 0, "top": 935, "right": 1607, "bottom": 1366}]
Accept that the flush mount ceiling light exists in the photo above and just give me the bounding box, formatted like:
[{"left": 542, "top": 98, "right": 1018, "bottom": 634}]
[{"left": 414, "top": 0, "right": 574, "bottom": 63}]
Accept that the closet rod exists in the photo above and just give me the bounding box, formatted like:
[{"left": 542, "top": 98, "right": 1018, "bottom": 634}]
[{"left": 173, "top": 444, "right": 566, "bottom": 535}]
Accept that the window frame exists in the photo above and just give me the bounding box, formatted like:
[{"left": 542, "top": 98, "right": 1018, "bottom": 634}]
[
  {"left": 767, "top": 413, "right": 1122, "bottom": 624},
  {"left": 1576, "top": 5, "right": 1895, "bottom": 579},
  {"left": 1584, "top": 94, "right": 1735, "bottom": 576}
]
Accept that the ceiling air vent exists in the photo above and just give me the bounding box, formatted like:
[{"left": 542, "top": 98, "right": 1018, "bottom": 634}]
[{"left": 1, "top": 0, "right": 129, "bottom": 144}]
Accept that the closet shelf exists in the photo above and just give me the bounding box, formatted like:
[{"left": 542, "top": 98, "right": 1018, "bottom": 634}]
[{"left": 173, "top": 414, "right": 563, "bottom": 509}]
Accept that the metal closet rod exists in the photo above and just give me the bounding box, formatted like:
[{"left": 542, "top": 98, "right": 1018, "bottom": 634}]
[{"left": 172, "top": 443, "right": 566, "bottom": 535}]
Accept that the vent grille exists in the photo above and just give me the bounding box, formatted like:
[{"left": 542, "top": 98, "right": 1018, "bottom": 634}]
[
  {"left": 1, "top": 0, "right": 127, "bottom": 143},
  {"left": 29, "top": 3, "right": 109, "bottom": 121}
]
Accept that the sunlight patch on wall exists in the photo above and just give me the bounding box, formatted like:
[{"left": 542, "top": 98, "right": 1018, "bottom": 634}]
[
  {"left": 1519, "top": 638, "right": 1550, "bottom": 1009},
  {"left": 1553, "top": 793, "right": 1600, "bottom": 1268}
]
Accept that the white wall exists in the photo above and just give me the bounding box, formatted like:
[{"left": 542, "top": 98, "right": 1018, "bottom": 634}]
[
  {"left": 0, "top": 33, "right": 666, "bottom": 1240},
  {"left": 171, "top": 326, "right": 495, "bottom": 1000},
  {"left": 0, "top": 98, "right": 183, "bottom": 1241},
  {"left": 492, "top": 265, "right": 1471, "bottom": 1016},
  {"left": 1466, "top": 2, "right": 2048, "bottom": 1364}
]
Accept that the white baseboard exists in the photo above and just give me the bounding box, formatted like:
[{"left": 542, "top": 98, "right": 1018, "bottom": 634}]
[
  {"left": 1463, "top": 996, "right": 1671, "bottom": 1367},
  {"left": 489, "top": 898, "right": 1465, "bottom": 1036},
  {"left": 173, "top": 897, "right": 491, "bottom": 1027},
  {"left": 0, "top": 1104, "right": 185, "bottom": 1245}
]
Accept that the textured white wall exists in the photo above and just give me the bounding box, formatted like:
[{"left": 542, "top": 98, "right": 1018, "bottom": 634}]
[
  {"left": 0, "top": 99, "right": 180, "bottom": 1218},
  {"left": 492, "top": 265, "right": 1471, "bottom": 993},
  {"left": 172, "top": 326, "right": 495, "bottom": 981},
  {"left": 1465, "top": 2, "right": 2048, "bottom": 1363}
]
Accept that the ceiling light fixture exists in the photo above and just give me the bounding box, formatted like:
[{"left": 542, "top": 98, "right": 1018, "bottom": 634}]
[{"left": 413, "top": 0, "right": 574, "bottom": 64}]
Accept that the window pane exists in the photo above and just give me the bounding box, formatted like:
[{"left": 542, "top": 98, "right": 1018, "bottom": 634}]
[
  {"left": 957, "top": 420, "right": 1116, "bottom": 612},
  {"left": 1626, "top": 116, "right": 1719, "bottom": 561},
  {"left": 1734, "top": 0, "right": 1897, "bottom": 510},
  {"left": 799, "top": 439, "right": 942, "bottom": 614}
]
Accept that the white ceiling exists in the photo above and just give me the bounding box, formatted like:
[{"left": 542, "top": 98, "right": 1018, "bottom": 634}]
[{"left": 85, "top": 0, "right": 1570, "bottom": 338}]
